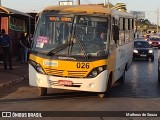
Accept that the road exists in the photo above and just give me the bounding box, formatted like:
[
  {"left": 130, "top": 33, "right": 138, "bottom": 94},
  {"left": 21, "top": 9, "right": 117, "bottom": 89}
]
[{"left": 0, "top": 48, "right": 160, "bottom": 120}]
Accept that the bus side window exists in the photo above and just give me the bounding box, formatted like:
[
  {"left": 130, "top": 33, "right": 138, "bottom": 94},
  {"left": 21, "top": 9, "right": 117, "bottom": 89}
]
[{"left": 113, "top": 25, "right": 119, "bottom": 44}]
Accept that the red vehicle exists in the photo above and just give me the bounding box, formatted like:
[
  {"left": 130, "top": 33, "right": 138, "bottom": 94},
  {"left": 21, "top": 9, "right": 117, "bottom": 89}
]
[{"left": 148, "top": 36, "right": 160, "bottom": 48}]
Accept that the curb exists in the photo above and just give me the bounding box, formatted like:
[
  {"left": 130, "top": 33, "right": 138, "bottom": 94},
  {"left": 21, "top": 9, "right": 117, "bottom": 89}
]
[{"left": 0, "top": 75, "right": 28, "bottom": 89}]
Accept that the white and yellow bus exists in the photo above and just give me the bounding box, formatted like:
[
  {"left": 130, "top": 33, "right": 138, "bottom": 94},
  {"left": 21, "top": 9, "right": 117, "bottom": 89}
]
[{"left": 29, "top": 5, "right": 134, "bottom": 98}]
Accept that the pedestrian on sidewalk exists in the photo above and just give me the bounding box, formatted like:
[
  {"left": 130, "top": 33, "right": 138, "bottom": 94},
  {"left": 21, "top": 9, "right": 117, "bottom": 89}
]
[
  {"left": 26, "top": 33, "right": 33, "bottom": 61},
  {"left": 0, "top": 31, "right": 3, "bottom": 64},
  {"left": 0, "top": 29, "right": 12, "bottom": 70},
  {"left": 19, "top": 32, "right": 29, "bottom": 64}
]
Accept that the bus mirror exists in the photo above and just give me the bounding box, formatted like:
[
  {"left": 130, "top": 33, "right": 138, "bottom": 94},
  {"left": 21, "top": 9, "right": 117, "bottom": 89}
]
[{"left": 113, "top": 26, "right": 119, "bottom": 42}]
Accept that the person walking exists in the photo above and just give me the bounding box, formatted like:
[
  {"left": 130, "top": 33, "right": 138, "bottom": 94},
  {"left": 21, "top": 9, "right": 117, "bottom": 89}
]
[
  {"left": 0, "top": 29, "right": 12, "bottom": 70},
  {"left": 19, "top": 32, "right": 29, "bottom": 64}
]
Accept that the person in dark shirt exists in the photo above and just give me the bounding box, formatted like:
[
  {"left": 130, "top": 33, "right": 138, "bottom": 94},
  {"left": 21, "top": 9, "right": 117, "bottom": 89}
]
[
  {"left": 0, "top": 29, "right": 12, "bottom": 70},
  {"left": 26, "top": 33, "right": 33, "bottom": 61},
  {"left": 19, "top": 32, "right": 29, "bottom": 64}
]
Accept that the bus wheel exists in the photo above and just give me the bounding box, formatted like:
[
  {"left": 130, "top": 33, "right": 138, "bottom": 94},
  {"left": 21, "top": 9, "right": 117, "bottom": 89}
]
[
  {"left": 98, "top": 74, "right": 112, "bottom": 98},
  {"left": 38, "top": 87, "right": 47, "bottom": 96},
  {"left": 98, "top": 93, "right": 106, "bottom": 98},
  {"left": 151, "top": 56, "right": 154, "bottom": 62},
  {"left": 158, "top": 75, "right": 160, "bottom": 84},
  {"left": 119, "top": 71, "right": 125, "bottom": 84}
]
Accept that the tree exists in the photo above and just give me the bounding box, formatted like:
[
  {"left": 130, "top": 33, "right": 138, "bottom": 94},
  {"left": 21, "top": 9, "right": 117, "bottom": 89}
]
[{"left": 136, "top": 19, "right": 152, "bottom": 32}]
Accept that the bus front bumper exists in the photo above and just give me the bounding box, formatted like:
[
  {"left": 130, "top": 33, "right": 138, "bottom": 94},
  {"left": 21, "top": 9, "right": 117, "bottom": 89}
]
[{"left": 29, "top": 65, "right": 108, "bottom": 92}]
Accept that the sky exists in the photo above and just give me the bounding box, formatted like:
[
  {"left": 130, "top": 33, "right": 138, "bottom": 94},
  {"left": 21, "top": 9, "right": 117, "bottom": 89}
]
[{"left": 1, "top": 0, "right": 160, "bottom": 24}]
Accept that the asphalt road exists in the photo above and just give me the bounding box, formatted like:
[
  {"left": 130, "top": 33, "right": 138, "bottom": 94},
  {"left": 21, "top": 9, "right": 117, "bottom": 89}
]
[{"left": 0, "top": 48, "right": 160, "bottom": 120}]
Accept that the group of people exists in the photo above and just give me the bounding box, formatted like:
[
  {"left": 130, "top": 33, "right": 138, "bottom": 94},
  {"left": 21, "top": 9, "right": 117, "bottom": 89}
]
[{"left": 0, "top": 29, "right": 33, "bottom": 70}]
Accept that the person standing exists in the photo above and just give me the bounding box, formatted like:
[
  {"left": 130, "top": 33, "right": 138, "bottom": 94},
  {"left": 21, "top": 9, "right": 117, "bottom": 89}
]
[
  {"left": 27, "top": 33, "right": 33, "bottom": 48},
  {"left": 0, "top": 29, "right": 12, "bottom": 70},
  {"left": 26, "top": 33, "right": 33, "bottom": 60},
  {"left": 19, "top": 32, "right": 29, "bottom": 64}
]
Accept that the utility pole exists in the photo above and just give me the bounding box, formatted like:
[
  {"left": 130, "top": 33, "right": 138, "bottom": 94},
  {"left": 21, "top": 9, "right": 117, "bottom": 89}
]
[
  {"left": 104, "top": 0, "right": 109, "bottom": 8},
  {"left": 104, "top": 0, "right": 106, "bottom": 6},
  {"left": 77, "top": 0, "right": 80, "bottom": 5},
  {"left": 135, "top": 15, "right": 138, "bottom": 39},
  {"left": 107, "top": 0, "right": 109, "bottom": 8},
  {"left": 157, "top": 6, "right": 159, "bottom": 33}
]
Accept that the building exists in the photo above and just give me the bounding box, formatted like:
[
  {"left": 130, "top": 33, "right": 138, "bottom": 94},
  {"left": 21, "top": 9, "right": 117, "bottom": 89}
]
[{"left": 0, "top": 6, "right": 32, "bottom": 58}]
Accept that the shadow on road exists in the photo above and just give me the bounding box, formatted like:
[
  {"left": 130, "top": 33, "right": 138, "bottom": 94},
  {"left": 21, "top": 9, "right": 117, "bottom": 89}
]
[{"left": 1, "top": 81, "right": 160, "bottom": 104}]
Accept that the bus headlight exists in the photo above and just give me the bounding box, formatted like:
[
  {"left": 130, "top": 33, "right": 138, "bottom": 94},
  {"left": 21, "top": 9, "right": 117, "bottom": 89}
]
[
  {"left": 87, "top": 65, "right": 107, "bottom": 78},
  {"left": 92, "top": 71, "right": 98, "bottom": 77},
  {"left": 29, "top": 60, "right": 45, "bottom": 74},
  {"left": 30, "top": 60, "right": 37, "bottom": 66},
  {"left": 98, "top": 67, "right": 103, "bottom": 72},
  {"left": 36, "top": 65, "right": 45, "bottom": 74}
]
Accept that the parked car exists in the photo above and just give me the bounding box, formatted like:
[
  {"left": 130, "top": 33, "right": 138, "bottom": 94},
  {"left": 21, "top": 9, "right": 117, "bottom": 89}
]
[
  {"left": 133, "top": 40, "right": 154, "bottom": 61},
  {"left": 148, "top": 36, "right": 160, "bottom": 48}
]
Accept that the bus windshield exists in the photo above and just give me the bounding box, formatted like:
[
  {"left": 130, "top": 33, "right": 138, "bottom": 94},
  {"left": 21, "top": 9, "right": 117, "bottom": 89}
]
[{"left": 32, "top": 14, "right": 109, "bottom": 57}]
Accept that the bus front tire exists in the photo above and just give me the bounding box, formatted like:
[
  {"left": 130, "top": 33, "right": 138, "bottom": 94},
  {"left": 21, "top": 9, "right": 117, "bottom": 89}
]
[
  {"left": 151, "top": 56, "right": 154, "bottom": 61},
  {"left": 38, "top": 87, "right": 47, "bottom": 96},
  {"left": 158, "top": 75, "right": 160, "bottom": 84},
  {"left": 98, "top": 74, "right": 112, "bottom": 98},
  {"left": 119, "top": 71, "right": 125, "bottom": 84},
  {"left": 98, "top": 93, "right": 106, "bottom": 98}
]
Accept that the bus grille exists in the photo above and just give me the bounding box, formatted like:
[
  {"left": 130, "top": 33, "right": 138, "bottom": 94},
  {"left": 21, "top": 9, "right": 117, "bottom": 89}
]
[{"left": 44, "top": 68, "right": 88, "bottom": 78}]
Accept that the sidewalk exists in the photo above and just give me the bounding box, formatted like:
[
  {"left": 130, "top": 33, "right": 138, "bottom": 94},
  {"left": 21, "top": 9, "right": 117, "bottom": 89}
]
[{"left": 0, "top": 58, "right": 28, "bottom": 89}]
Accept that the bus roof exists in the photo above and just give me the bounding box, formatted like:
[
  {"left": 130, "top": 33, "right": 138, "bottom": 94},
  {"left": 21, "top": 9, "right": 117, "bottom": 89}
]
[
  {"left": 41, "top": 5, "right": 133, "bottom": 18},
  {"left": 43, "top": 5, "right": 111, "bottom": 14}
]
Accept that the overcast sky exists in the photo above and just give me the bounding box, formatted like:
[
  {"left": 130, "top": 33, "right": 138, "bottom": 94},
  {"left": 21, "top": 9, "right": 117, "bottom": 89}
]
[{"left": 1, "top": 0, "right": 160, "bottom": 24}]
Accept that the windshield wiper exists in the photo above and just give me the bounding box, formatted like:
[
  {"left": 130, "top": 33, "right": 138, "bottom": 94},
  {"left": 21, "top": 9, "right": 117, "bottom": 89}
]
[
  {"left": 46, "top": 40, "right": 72, "bottom": 56},
  {"left": 46, "top": 35, "right": 89, "bottom": 59},
  {"left": 74, "top": 35, "right": 88, "bottom": 59}
]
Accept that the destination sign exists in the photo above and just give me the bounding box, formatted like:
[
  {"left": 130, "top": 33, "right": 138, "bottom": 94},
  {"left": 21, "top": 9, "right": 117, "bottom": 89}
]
[{"left": 49, "top": 16, "right": 72, "bottom": 22}]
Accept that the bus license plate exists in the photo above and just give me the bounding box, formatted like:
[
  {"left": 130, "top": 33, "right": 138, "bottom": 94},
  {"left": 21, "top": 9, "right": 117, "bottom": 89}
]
[
  {"left": 58, "top": 80, "right": 72, "bottom": 86},
  {"left": 140, "top": 54, "right": 146, "bottom": 57}
]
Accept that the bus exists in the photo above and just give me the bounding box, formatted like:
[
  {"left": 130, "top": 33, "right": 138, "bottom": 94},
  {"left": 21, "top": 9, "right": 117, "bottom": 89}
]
[{"left": 29, "top": 5, "right": 134, "bottom": 98}]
